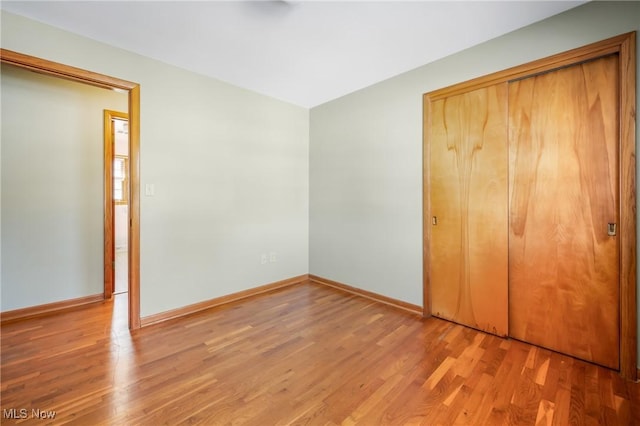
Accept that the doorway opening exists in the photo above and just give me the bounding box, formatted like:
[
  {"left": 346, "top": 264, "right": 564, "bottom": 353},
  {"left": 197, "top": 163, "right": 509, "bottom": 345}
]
[
  {"left": 114, "top": 118, "right": 129, "bottom": 295},
  {"left": 0, "top": 48, "right": 142, "bottom": 330},
  {"left": 105, "top": 111, "right": 130, "bottom": 299}
]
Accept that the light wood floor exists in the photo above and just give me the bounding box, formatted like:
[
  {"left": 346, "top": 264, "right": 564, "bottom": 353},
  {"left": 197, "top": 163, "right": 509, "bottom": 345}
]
[{"left": 2, "top": 283, "right": 639, "bottom": 425}]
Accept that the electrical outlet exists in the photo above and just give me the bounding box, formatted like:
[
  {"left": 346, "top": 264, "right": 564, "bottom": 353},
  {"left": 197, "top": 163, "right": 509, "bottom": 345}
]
[
  {"left": 270, "top": 252, "right": 277, "bottom": 263},
  {"left": 260, "top": 254, "right": 268, "bottom": 265}
]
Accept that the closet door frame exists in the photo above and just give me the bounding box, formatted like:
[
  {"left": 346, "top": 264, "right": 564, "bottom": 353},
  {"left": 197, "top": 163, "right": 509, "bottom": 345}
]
[{"left": 422, "top": 32, "right": 637, "bottom": 379}]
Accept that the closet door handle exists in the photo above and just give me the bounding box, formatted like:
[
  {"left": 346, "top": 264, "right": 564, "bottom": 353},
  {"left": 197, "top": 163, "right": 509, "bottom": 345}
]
[
  {"left": 607, "top": 223, "right": 617, "bottom": 236},
  {"left": 432, "top": 216, "right": 438, "bottom": 226}
]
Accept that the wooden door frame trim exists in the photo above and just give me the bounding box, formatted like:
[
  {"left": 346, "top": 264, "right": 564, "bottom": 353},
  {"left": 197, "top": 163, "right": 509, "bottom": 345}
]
[
  {"left": 104, "top": 110, "right": 129, "bottom": 300},
  {"left": 422, "top": 32, "right": 637, "bottom": 379},
  {"left": 1, "top": 48, "right": 142, "bottom": 330}
]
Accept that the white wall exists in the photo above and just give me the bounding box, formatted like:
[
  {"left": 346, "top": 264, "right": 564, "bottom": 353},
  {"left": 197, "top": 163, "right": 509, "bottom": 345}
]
[
  {"left": 1, "top": 11, "right": 309, "bottom": 317},
  {"left": 1, "top": 64, "right": 127, "bottom": 310},
  {"left": 310, "top": 1, "right": 639, "bottom": 326}
]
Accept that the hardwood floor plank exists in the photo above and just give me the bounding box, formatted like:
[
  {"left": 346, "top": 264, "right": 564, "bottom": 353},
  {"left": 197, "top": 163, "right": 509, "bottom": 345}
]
[
  {"left": 534, "top": 399, "right": 555, "bottom": 426},
  {"left": 2, "top": 283, "right": 639, "bottom": 425}
]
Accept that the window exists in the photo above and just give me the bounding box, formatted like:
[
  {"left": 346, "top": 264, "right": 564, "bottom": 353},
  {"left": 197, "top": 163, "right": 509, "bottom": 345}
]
[{"left": 114, "top": 156, "right": 128, "bottom": 204}]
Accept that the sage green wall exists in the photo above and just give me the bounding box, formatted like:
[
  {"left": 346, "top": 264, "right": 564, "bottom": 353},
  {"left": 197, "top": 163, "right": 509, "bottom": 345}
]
[
  {"left": 1, "top": 65, "right": 127, "bottom": 310},
  {"left": 0, "top": 11, "right": 310, "bottom": 317},
  {"left": 309, "top": 1, "right": 639, "bottom": 358}
]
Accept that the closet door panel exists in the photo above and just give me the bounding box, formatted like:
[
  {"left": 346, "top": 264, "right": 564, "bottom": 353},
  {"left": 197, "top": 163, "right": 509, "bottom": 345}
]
[
  {"left": 430, "top": 84, "right": 508, "bottom": 336},
  {"left": 508, "top": 55, "right": 619, "bottom": 369}
]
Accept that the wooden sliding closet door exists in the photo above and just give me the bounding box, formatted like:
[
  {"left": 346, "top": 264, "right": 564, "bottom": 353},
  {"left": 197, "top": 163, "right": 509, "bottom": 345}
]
[
  {"left": 508, "top": 55, "right": 620, "bottom": 369},
  {"left": 429, "top": 84, "right": 509, "bottom": 336}
]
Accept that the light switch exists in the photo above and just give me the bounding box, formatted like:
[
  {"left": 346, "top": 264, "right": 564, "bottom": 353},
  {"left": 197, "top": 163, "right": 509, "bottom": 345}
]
[{"left": 145, "top": 183, "right": 155, "bottom": 196}]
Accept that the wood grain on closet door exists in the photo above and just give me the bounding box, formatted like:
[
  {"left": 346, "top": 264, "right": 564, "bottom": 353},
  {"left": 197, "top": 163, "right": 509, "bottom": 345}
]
[
  {"left": 508, "top": 54, "right": 620, "bottom": 369},
  {"left": 429, "top": 83, "right": 509, "bottom": 336}
]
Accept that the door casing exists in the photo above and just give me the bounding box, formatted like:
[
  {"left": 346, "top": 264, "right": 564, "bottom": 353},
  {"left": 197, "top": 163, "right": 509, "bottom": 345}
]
[{"left": 0, "top": 48, "right": 142, "bottom": 330}]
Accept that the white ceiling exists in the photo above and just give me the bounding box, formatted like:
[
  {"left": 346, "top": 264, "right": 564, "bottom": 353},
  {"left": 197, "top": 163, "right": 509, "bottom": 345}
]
[{"left": 1, "top": 1, "right": 585, "bottom": 108}]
